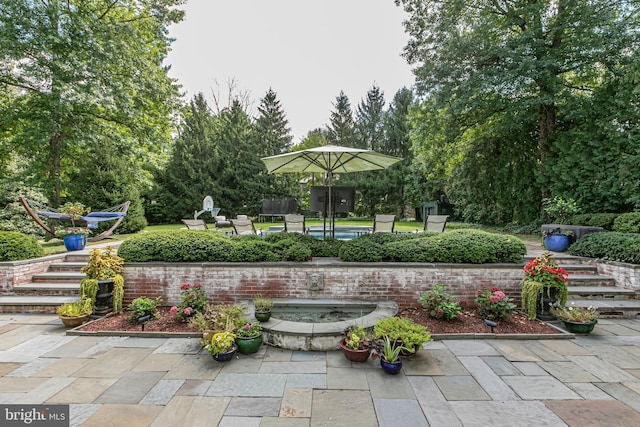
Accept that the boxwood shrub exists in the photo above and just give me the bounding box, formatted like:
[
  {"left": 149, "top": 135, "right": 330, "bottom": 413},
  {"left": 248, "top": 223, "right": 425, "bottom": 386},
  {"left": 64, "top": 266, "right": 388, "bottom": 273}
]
[
  {"left": 0, "top": 231, "right": 44, "bottom": 261},
  {"left": 613, "top": 213, "right": 640, "bottom": 233},
  {"left": 117, "top": 231, "right": 234, "bottom": 262},
  {"left": 569, "top": 213, "right": 620, "bottom": 230},
  {"left": 384, "top": 230, "right": 526, "bottom": 263},
  {"left": 339, "top": 238, "right": 385, "bottom": 262},
  {"left": 228, "top": 240, "right": 280, "bottom": 262},
  {"left": 568, "top": 232, "right": 640, "bottom": 264}
]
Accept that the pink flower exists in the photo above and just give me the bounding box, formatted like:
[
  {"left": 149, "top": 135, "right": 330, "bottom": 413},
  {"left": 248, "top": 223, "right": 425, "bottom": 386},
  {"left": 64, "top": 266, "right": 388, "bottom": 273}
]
[
  {"left": 170, "top": 306, "right": 178, "bottom": 315},
  {"left": 180, "top": 283, "right": 190, "bottom": 290},
  {"left": 183, "top": 307, "right": 192, "bottom": 315},
  {"left": 194, "top": 283, "right": 201, "bottom": 289},
  {"left": 494, "top": 291, "right": 505, "bottom": 300},
  {"left": 475, "top": 290, "right": 483, "bottom": 297},
  {"left": 490, "top": 295, "right": 501, "bottom": 303}
]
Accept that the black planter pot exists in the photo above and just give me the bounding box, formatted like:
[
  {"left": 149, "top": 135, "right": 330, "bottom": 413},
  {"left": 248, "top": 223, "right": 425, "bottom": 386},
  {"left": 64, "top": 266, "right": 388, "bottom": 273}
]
[
  {"left": 536, "top": 286, "right": 558, "bottom": 321},
  {"left": 92, "top": 280, "right": 114, "bottom": 318}
]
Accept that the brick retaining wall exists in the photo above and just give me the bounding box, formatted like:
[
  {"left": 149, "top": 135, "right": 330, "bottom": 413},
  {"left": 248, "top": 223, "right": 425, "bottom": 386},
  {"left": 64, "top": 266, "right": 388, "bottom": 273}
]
[
  {"left": 594, "top": 261, "right": 640, "bottom": 293},
  {"left": 122, "top": 262, "right": 525, "bottom": 309},
  {"left": 0, "top": 254, "right": 66, "bottom": 294}
]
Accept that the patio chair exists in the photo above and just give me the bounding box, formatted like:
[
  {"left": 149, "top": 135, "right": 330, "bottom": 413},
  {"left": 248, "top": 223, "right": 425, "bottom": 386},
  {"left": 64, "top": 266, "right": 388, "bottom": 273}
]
[
  {"left": 181, "top": 219, "right": 208, "bottom": 230},
  {"left": 424, "top": 215, "right": 449, "bottom": 233},
  {"left": 214, "top": 215, "right": 232, "bottom": 228},
  {"left": 232, "top": 218, "right": 258, "bottom": 235},
  {"left": 284, "top": 214, "right": 306, "bottom": 234},
  {"left": 373, "top": 214, "right": 395, "bottom": 233}
]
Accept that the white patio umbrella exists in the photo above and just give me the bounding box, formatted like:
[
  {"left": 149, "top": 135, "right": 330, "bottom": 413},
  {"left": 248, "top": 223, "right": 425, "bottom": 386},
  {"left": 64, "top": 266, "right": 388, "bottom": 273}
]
[{"left": 261, "top": 145, "right": 403, "bottom": 236}]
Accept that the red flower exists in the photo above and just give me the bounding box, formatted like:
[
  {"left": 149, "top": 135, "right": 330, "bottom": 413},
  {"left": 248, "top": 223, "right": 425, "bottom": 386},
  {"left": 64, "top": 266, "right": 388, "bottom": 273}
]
[{"left": 180, "top": 283, "right": 190, "bottom": 290}]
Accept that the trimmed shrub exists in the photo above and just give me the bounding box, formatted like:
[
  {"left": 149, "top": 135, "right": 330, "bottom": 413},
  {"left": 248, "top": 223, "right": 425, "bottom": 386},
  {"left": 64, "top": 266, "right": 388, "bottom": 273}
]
[
  {"left": 282, "top": 243, "right": 312, "bottom": 262},
  {"left": 117, "top": 231, "right": 234, "bottom": 262},
  {"left": 568, "top": 232, "right": 640, "bottom": 264},
  {"left": 502, "top": 222, "right": 543, "bottom": 235},
  {"left": 384, "top": 230, "right": 526, "bottom": 263},
  {"left": 0, "top": 231, "right": 44, "bottom": 261},
  {"left": 569, "top": 213, "right": 620, "bottom": 230},
  {"left": 228, "top": 240, "right": 279, "bottom": 262},
  {"left": 339, "top": 238, "right": 384, "bottom": 262},
  {"left": 309, "top": 237, "right": 344, "bottom": 257},
  {"left": 613, "top": 213, "right": 640, "bottom": 233}
]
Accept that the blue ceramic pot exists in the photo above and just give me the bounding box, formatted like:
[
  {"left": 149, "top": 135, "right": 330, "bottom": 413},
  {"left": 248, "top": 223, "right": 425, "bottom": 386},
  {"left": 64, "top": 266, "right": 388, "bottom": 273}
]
[
  {"left": 544, "top": 234, "right": 569, "bottom": 252},
  {"left": 380, "top": 358, "right": 402, "bottom": 375},
  {"left": 63, "top": 233, "right": 87, "bottom": 251},
  {"left": 212, "top": 343, "right": 238, "bottom": 362}
]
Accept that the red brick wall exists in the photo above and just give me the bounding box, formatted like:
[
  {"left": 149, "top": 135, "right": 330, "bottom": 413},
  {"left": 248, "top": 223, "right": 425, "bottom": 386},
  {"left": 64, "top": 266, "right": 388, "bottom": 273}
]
[
  {"left": 122, "top": 262, "right": 525, "bottom": 309},
  {"left": 0, "top": 255, "right": 65, "bottom": 294}
]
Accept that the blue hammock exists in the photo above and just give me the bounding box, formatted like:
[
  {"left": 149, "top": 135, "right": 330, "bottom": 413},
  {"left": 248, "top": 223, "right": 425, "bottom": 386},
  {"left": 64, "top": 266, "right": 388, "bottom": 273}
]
[{"left": 20, "top": 197, "right": 130, "bottom": 241}]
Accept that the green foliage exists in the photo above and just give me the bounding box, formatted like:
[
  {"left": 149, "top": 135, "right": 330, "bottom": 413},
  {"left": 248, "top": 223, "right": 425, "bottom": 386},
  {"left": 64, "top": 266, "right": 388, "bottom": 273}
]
[
  {"left": 0, "top": 178, "right": 47, "bottom": 238},
  {"left": 0, "top": 231, "right": 44, "bottom": 261},
  {"left": 327, "top": 91, "right": 357, "bottom": 146},
  {"left": 171, "top": 283, "right": 209, "bottom": 322},
  {"left": 0, "top": 0, "right": 184, "bottom": 206},
  {"left": 57, "top": 298, "right": 93, "bottom": 317},
  {"left": 309, "top": 237, "right": 344, "bottom": 257},
  {"left": 81, "top": 247, "right": 123, "bottom": 280},
  {"left": 474, "top": 285, "right": 516, "bottom": 322},
  {"left": 228, "top": 240, "right": 280, "bottom": 262},
  {"left": 373, "top": 317, "right": 432, "bottom": 351},
  {"left": 282, "top": 243, "right": 312, "bottom": 262},
  {"left": 568, "top": 232, "right": 640, "bottom": 265},
  {"left": 253, "top": 295, "right": 274, "bottom": 312},
  {"left": 543, "top": 197, "right": 580, "bottom": 224},
  {"left": 190, "top": 303, "right": 246, "bottom": 333},
  {"left": 569, "top": 214, "right": 620, "bottom": 230},
  {"left": 384, "top": 230, "right": 526, "bottom": 263},
  {"left": 127, "top": 297, "right": 163, "bottom": 323},
  {"left": 338, "top": 238, "right": 384, "bottom": 262},
  {"left": 420, "top": 285, "right": 463, "bottom": 321},
  {"left": 377, "top": 336, "right": 408, "bottom": 363},
  {"left": 117, "top": 231, "right": 234, "bottom": 262},
  {"left": 521, "top": 252, "right": 569, "bottom": 319},
  {"left": 613, "top": 213, "right": 640, "bottom": 234}
]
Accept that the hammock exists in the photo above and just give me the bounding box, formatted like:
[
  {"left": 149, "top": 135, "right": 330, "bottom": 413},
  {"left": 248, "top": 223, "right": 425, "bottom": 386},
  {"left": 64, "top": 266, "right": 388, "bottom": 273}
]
[{"left": 20, "top": 196, "right": 130, "bottom": 242}]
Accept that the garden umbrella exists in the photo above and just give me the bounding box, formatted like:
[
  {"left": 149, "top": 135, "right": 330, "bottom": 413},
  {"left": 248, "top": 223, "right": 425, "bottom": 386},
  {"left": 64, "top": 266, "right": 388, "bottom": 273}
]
[{"left": 261, "top": 145, "right": 402, "bottom": 236}]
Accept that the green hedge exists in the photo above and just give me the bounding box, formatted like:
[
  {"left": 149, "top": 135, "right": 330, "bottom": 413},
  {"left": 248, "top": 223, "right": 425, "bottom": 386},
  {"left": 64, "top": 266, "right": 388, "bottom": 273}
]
[
  {"left": 0, "top": 231, "right": 44, "bottom": 261},
  {"left": 568, "top": 232, "right": 640, "bottom": 264},
  {"left": 117, "top": 231, "right": 234, "bottom": 262},
  {"left": 383, "top": 230, "right": 526, "bottom": 263},
  {"left": 613, "top": 213, "right": 640, "bottom": 233},
  {"left": 569, "top": 213, "right": 620, "bottom": 230}
]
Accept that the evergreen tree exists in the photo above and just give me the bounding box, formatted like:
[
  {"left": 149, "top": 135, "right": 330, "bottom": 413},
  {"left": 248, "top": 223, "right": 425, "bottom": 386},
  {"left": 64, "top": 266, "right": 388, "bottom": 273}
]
[
  {"left": 356, "top": 85, "right": 386, "bottom": 150},
  {"left": 327, "top": 91, "right": 357, "bottom": 147}
]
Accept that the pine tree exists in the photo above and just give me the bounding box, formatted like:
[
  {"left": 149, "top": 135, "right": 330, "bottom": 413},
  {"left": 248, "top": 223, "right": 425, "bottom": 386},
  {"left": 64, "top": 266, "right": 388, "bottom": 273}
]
[{"left": 327, "top": 91, "right": 357, "bottom": 147}]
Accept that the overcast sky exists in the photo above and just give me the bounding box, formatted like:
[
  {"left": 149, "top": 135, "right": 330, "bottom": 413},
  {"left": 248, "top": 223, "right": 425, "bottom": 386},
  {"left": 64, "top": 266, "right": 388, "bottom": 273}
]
[{"left": 165, "top": 0, "right": 415, "bottom": 144}]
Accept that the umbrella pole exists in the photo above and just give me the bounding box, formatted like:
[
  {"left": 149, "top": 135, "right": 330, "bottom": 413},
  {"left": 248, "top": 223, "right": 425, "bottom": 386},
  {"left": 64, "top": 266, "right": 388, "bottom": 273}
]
[{"left": 328, "top": 172, "right": 333, "bottom": 238}]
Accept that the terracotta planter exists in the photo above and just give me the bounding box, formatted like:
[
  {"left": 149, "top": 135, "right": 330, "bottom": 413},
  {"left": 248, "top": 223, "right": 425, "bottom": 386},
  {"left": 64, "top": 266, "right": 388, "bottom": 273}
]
[
  {"left": 59, "top": 314, "right": 90, "bottom": 328},
  {"left": 339, "top": 338, "right": 371, "bottom": 362},
  {"left": 236, "top": 334, "right": 263, "bottom": 354},
  {"left": 563, "top": 320, "right": 597, "bottom": 334}
]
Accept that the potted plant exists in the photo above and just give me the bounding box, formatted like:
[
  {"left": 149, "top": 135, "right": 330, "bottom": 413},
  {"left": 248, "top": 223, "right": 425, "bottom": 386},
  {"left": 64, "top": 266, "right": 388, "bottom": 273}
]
[
  {"left": 542, "top": 197, "right": 579, "bottom": 252},
  {"left": 189, "top": 303, "right": 247, "bottom": 343},
  {"left": 371, "top": 336, "right": 409, "bottom": 375},
  {"left": 235, "top": 322, "right": 264, "bottom": 354},
  {"left": 520, "top": 251, "right": 569, "bottom": 320},
  {"left": 80, "top": 246, "right": 124, "bottom": 317},
  {"left": 56, "top": 201, "right": 90, "bottom": 251},
  {"left": 253, "top": 294, "right": 274, "bottom": 322},
  {"left": 206, "top": 331, "right": 237, "bottom": 362},
  {"left": 550, "top": 303, "right": 598, "bottom": 334},
  {"left": 339, "top": 324, "right": 371, "bottom": 362},
  {"left": 373, "top": 317, "right": 432, "bottom": 356},
  {"left": 57, "top": 298, "right": 93, "bottom": 328}
]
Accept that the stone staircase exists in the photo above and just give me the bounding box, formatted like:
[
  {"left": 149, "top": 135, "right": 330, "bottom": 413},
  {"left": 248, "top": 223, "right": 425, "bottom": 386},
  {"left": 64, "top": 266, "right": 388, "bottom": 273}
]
[
  {"left": 524, "top": 253, "right": 640, "bottom": 318},
  {"left": 0, "top": 253, "right": 88, "bottom": 314}
]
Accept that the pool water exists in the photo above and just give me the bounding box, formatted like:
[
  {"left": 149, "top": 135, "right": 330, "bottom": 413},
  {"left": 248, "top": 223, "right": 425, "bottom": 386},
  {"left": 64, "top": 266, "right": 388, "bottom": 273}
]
[{"left": 271, "top": 305, "right": 376, "bottom": 323}]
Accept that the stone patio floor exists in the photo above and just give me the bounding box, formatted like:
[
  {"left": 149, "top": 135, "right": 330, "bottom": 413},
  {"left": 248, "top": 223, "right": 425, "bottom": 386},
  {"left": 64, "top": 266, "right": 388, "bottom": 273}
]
[{"left": 3, "top": 314, "right": 640, "bottom": 426}]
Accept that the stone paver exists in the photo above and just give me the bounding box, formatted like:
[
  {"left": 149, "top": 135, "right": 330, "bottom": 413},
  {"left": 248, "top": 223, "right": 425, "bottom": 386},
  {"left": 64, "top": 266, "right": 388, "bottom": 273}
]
[{"left": 3, "top": 313, "right": 640, "bottom": 426}]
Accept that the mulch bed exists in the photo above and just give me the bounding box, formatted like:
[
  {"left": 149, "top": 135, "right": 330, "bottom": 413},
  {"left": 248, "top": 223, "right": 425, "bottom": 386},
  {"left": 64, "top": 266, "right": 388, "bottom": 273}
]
[{"left": 77, "top": 306, "right": 560, "bottom": 335}]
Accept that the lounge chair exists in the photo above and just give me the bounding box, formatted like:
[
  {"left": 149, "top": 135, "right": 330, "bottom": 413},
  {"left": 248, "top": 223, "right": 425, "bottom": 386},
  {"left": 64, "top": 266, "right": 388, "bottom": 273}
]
[
  {"left": 284, "top": 214, "right": 306, "bottom": 234},
  {"left": 214, "top": 215, "right": 231, "bottom": 228},
  {"left": 181, "top": 219, "right": 208, "bottom": 230},
  {"left": 373, "top": 214, "right": 395, "bottom": 233},
  {"left": 232, "top": 218, "right": 258, "bottom": 235},
  {"left": 424, "top": 215, "right": 448, "bottom": 233}
]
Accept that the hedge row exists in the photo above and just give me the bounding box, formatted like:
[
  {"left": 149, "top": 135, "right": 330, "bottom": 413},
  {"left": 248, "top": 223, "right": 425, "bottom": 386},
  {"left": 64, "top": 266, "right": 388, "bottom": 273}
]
[
  {"left": 0, "top": 231, "right": 44, "bottom": 261},
  {"left": 568, "top": 212, "right": 640, "bottom": 233},
  {"left": 117, "top": 229, "right": 527, "bottom": 264},
  {"left": 568, "top": 232, "right": 640, "bottom": 264}
]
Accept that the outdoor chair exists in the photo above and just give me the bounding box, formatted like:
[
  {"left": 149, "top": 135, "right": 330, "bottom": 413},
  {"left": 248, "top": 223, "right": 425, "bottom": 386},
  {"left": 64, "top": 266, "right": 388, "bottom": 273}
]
[
  {"left": 284, "top": 214, "right": 306, "bottom": 234},
  {"left": 424, "top": 215, "right": 449, "bottom": 233},
  {"left": 373, "top": 214, "right": 395, "bottom": 233},
  {"left": 232, "top": 218, "right": 258, "bottom": 235},
  {"left": 214, "top": 215, "right": 232, "bottom": 228},
  {"left": 181, "top": 219, "right": 208, "bottom": 230}
]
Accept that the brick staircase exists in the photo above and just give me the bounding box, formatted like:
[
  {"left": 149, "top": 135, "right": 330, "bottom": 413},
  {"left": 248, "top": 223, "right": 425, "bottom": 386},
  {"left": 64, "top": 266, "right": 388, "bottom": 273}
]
[
  {"left": 524, "top": 253, "right": 640, "bottom": 318},
  {"left": 0, "top": 253, "right": 88, "bottom": 314}
]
